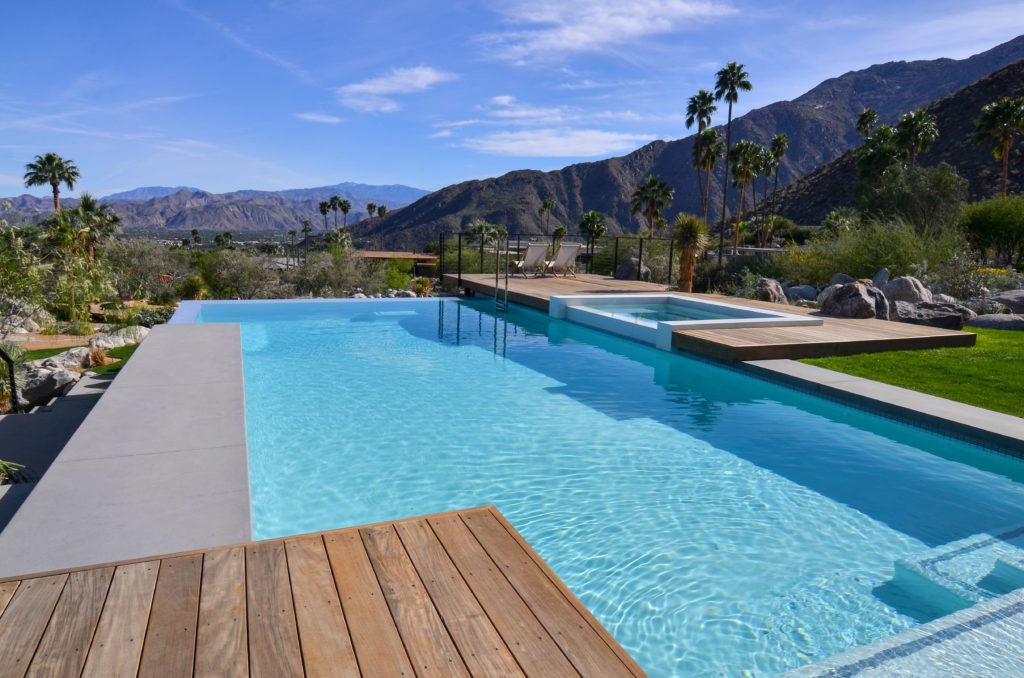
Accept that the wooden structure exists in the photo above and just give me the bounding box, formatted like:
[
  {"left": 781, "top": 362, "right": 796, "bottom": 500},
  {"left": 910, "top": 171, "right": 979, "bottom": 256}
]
[
  {"left": 444, "top": 273, "right": 976, "bottom": 362},
  {"left": 355, "top": 250, "right": 438, "bottom": 277},
  {"left": 0, "top": 506, "right": 645, "bottom": 677}
]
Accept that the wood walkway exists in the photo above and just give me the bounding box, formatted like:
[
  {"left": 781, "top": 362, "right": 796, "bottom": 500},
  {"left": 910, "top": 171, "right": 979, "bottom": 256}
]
[
  {"left": 0, "top": 506, "right": 645, "bottom": 678},
  {"left": 445, "top": 273, "right": 976, "bottom": 361}
]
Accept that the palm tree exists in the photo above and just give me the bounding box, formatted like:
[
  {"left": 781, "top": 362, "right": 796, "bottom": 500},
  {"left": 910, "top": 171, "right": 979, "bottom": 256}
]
[
  {"left": 692, "top": 129, "right": 724, "bottom": 224},
  {"left": 769, "top": 133, "right": 789, "bottom": 195},
  {"left": 319, "top": 200, "right": 331, "bottom": 231},
  {"left": 190, "top": 228, "right": 202, "bottom": 249},
  {"left": 714, "top": 62, "right": 752, "bottom": 265},
  {"left": 976, "top": 96, "right": 1024, "bottom": 196},
  {"left": 728, "top": 140, "right": 759, "bottom": 254},
  {"left": 330, "top": 195, "right": 344, "bottom": 229},
  {"left": 339, "top": 199, "right": 352, "bottom": 228},
  {"left": 578, "top": 210, "right": 606, "bottom": 269},
  {"left": 538, "top": 198, "right": 555, "bottom": 235},
  {"left": 856, "top": 108, "right": 879, "bottom": 137},
  {"left": 896, "top": 109, "right": 939, "bottom": 166},
  {"left": 376, "top": 205, "right": 388, "bottom": 249},
  {"left": 756, "top": 145, "right": 773, "bottom": 207},
  {"left": 671, "top": 213, "right": 709, "bottom": 293},
  {"left": 629, "top": 175, "right": 674, "bottom": 236},
  {"left": 301, "top": 220, "right": 312, "bottom": 258},
  {"left": 856, "top": 124, "right": 902, "bottom": 182},
  {"left": 24, "top": 153, "right": 80, "bottom": 211},
  {"left": 75, "top": 193, "right": 121, "bottom": 263},
  {"left": 685, "top": 90, "right": 717, "bottom": 132},
  {"left": 287, "top": 228, "right": 297, "bottom": 266},
  {"left": 366, "top": 202, "right": 377, "bottom": 238}
]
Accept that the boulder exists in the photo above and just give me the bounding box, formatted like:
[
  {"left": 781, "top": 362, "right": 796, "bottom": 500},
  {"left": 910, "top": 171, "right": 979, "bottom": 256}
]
[
  {"left": 966, "top": 314, "right": 1024, "bottom": 330},
  {"left": 19, "top": 367, "right": 81, "bottom": 407},
  {"left": 872, "top": 268, "right": 890, "bottom": 287},
  {"left": 890, "top": 301, "right": 971, "bottom": 330},
  {"left": 396, "top": 290, "right": 417, "bottom": 298},
  {"left": 881, "top": 276, "right": 932, "bottom": 304},
  {"left": 109, "top": 326, "right": 150, "bottom": 344},
  {"left": 614, "top": 257, "right": 652, "bottom": 282},
  {"left": 830, "top": 273, "right": 855, "bottom": 285},
  {"left": 992, "top": 289, "right": 1024, "bottom": 314},
  {"left": 794, "top": 299, "right": 820, "bottom": 309},
  {"left": 784, "top": 284, "right": 817, "bottom": 302},
  {"left": 816, "top": 284, "right": 843, "bottom": 307},
  {"left": 821, "top": 282, "right": 889, "bottom": 320},
  {"left": 932, "top": 293, "right": 958, "bottom": 304},
  {"left": 752, "top": 278, "right": 786, "bottom": 304},
  {"left": 350, "top": 292, "right": 368, "bottom": 298},
  {"left": 89, "top": 335, "right": 127, "bottom": 350},
  {"left": 35, "top": 347, "right": 93, "bottom": 370}
]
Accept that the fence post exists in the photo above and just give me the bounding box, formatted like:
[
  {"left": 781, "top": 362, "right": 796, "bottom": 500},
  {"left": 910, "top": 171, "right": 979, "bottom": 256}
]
[
  {"left": 637, "top": 238, "right": 644, "bottom": 281},
  {"left": 667, "top": 238, "right": 674, "bottom": 287},
  {"left": 457, "top": 233, "right": 463, "bottom": 287},
  {"left": 438, "top": 232, "right": 444, "bottom": 277},
  {"left": 479, "top": 238, "right": 484, "bottom": 274},
  {"left": 613, "top": 237, "right": 619, "bottom": 275}
]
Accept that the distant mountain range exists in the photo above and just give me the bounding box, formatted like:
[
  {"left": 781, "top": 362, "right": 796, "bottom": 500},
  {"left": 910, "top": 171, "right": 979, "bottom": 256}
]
[
  {"left": 764, "top": 60, "right": 1024, "bottom": 223},
  {"left": 0, "top": 182, "right": 430, "bottom": 234},
  {"left": 356, "top": 35, "right": 1024, "bottom": 248}
]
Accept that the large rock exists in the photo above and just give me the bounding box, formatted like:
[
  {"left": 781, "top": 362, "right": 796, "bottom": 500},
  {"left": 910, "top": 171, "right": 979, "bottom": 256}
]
[
  {"left": 992, "top": 289, "right": 1024, "bottom": 314},
  {"left": 109, "top": 326, "right": 150, "bottom": 344},
  {"left": 872, "top": 268, "right": 890, "bottom": 287},
  {"left": 881, "top": 276, "right": 932, "bottom": 304},
  {"left": 784, "top": 284, "right": 817, "bottom": 302},
  {"left": 966, "top": 314, "right": 1024, "bottom": 330},
  {"left": 753, "top": 278, "right": 786, "bottom": 304},
  {"left": 932, "top": 293, "right": 958, "bottom": 304},
  {"left": 33, "top": 347, "right": 93, "bottom": 370},
  {"left": 830, "top": 273, "right": 855, "bottom": 285},
  {"left": 89, "top": 335, "right": 127, "bottom": 350},
  {"left": 19, "top": 367, "right": 81, "bottom": 407},
  {"left": 816, "top": 284, "right": 843, "bottom": 307},
  {"left": 821, "top": 282, "right": 889, "bottom": 320},
  {"left": 890, "top": 301, "right": 973, "bottom": 330},
  {"left": 614, "top": 257, "right": 652, "bottom": 282}
]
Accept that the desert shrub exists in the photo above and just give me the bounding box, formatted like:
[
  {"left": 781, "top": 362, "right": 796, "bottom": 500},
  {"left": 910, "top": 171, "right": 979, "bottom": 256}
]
[
  {"left": 975, "top": 266, "right": 1024, "bottom": 292},
  {"left": 136, "top": 306, "right": 174, "bottom": 327},
  {"left": 961, "top": 195, "right": 1024, "bottom": 267},
  {"left": 288, "top": 250, "right": 384, "bottom": 296},
  {"left": 410, "top": 277, "right": 432, "bottom": 297},
  {"left": 383, "top": 261, "right": 411, "bottom": 290},
  {"left": 102, "top": 239, "right": 189, "bottom": 301},
  {"left": 916, "top": 252, "right": 986, "bottom": 300},
  {"left": 858, "top": 163, "right": 967, "bottom": 235},
  {"left": 88, "top": 346, "right": 108, "bottom": 367},
  {"left": 0, "top": 459, "right": 26, "bottom": 483},
  {"left": 197, "top": 250, "right": 276, "bottom": 299},
  {"left": 175, "top": 275, "right": 207, "bottom": 300}
]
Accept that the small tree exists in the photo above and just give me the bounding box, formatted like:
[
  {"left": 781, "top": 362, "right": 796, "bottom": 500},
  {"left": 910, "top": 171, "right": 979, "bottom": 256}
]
[
  {"left": 975, "top": 96, "right": 1024, "bottom": 197},
  {"left": 962, "top": 195, "right": 1024, "bottom": 267},
  {"left": 671, "top": 213, "right": 709, "bottom": 292}
]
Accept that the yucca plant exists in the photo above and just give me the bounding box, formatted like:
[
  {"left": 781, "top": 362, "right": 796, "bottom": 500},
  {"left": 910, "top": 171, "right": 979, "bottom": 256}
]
[{"left": 672, "top": 213, "right": 709, "bottom": 293}]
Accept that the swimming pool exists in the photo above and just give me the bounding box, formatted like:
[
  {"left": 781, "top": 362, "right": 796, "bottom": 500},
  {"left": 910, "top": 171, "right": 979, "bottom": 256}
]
[{"left": 192, "top": 298, "right": 1024, "bottom": 676}]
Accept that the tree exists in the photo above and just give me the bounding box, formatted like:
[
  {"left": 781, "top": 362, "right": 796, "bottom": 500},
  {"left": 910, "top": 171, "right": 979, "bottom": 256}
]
[
  {"left": 728, "top": 140, "right": 759, "bottom": 253},
  {"left": 319, "top": 200, "right": 331, "bottom": 231},
  {"left": 578, "top": 210, "right": 606, "bottom": 267},
  {"left": 23, "top": 153, "right": 80, "bottom": 211},
  {"left": 190, "top": 228, "right": 202, "bottom": 249},
  {"left": 685, "top": 90, "right": 717, "bottom": 132},
  {"left": 323, "top": 228, "right": 352, "bottom": 250},
  {"left": 756, "top": 145, "right": 773, "bottom": 207},
  {"left": 330, "top": 195, "right": 344, "bottom": 229},
  {"left": 856, "top": 125, "right": 903, "bottom": 184},
  {"left": 975, "top": 96, "right": 1024, "bottom": 197},
  {"left": 301, "top": 219, "right": 312, "bottom": 258},
  {"left": 74, "top": 193, "right": 121, "bottom": 264},
  {"left": 896, "top": 109, "right": 939, "bottom": 166},
  {"left": 538, "top": 198, "right": 555, "bottom": 235},
  {"left": 376, "top": 205, "right": 388, "bottom": 249},
  {"left": 671, "top": 213, "right": 709, "bottom": 292},
  {"left": 858, "top": 163, "right": 968, "bottom": 236},
  {"left": 339, "top": 199, "right": 352, "bottom": 227},
  {"left": 769, "top": 133, "right": 789, "bottom": 195},
  {"left": 962, "top": 195, "right": 1024, "bottom": 266},
  {"left": 629, "top": 175, "right": 674, "bottom": 236},
  {"left": 713, "top": 61, "right": 752, "bottom": 265},
  {"left": 856, "top": 108, "right": 879, "bottom": 137},
  {"left": 366, "top": 202, "right": 377, "bottom": 237},
  {"left": 287, "top": 229, "right": 297, "bottom": 267},
  {"left": 692, "top": 129, "right": 724, "bottom": 224},
  {"left": 470, "top": 222, "right": 509, "bottom": 273}
]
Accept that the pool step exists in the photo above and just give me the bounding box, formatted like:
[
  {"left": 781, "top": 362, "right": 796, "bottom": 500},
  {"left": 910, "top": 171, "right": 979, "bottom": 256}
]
[{"left": 892, "top": 525, "right": 1024, "bottom": 613}]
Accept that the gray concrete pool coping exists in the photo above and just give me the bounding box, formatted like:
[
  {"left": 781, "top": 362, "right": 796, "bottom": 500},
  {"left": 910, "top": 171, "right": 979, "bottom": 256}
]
[
  {"left": 0, "top": 323, "right": 251, "bottom": 578},
  {"left": 739, "top": 359, "right": 1024, "bottom": 457}
]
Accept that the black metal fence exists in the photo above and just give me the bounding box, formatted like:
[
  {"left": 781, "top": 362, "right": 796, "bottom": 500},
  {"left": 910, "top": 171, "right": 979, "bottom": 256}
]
[{"left": 435, "top": 233, "right": 677, "bottom": 287}]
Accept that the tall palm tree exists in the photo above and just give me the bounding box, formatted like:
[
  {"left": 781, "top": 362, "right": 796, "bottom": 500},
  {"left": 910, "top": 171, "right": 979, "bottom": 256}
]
[
  {"left": 629, "top": 175, "right": 674, "bottom": 236},
  {"left": 685, "top": 90, "right": 717, "bottom": 132},
  {"left": 23, "top": 153, "right": 80, "bottom": 211},
  {"left": 376, "top": 204, "right": 388, "bottom": 249},
  {"left": 769, "top": 133, "right": 789, "bottom": 195},
  {"left": 287, "top": 229, "right": 297, "bottom": 266},
  {"left": 671, "top": 213, "right": 709, "bottom": 293},
  {"left": 538, "top": 198, "right": 555, "bottom": 235},
  {"left": 301, "top": 219, "right": 312, "bottom": 258},
  {"left": 976, "top": 96, "right": 1024, "bottom": 196},
  {"left": 856, "top": 109, "right": 879, "bottom": 137},
  {"left": 190, "top": 228, "right": 201, "bottom": 249},
  {"left": 756, "top": 145, "right": 773, "bottom": 207},
  {"left": 896, "top": 109, "right": 939, "bottom": 166},
  {"left": 318, "top": 200, "right": 331, "bottom": 231},
  {"left": 728, "top": 140, "right": 759, "bottom": 254},
  {"left": 75, "top": 193, "right": 121, "bottom": 264},
  {"left": 692, "top": 129, "right": 724, "bottom": 224},
  {"left": 330, "top": 195, "right": 343, "bottom": 229},
  {"left": 578, "top": 210, "right": 607, "bottom": 267},
  {"left": 366, "top": 202, "right": 377, "bottom": 237},
  {"left": 713, "top": 62, "right": 752, "bottom": 265},
  {"left": 339, "top": 199, "right": 351, "bottom": 227}
]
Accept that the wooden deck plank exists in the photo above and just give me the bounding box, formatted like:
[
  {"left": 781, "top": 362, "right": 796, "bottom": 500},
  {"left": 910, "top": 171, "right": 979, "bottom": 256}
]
[
  {"left": 27, "top": 567, "right": 113, "bottom": 678},
  {"left": 324, "top": 530, "right": 415, "bottom": 677},
  {"left": 138, "top": 555, "right": 202, "bottom": 678},
  {"left": 82, "top": 561, "right": 158, "bottom": 678},
  {"left": 0, "top": 574, "right": 68, "bottom": 676},
  {"left": 195, "top": 547, "right": 249, "bottom": 678},
  {"left": 361, "top": 525, "right": 470, "bottom": 677},
  {"left": 428, "top": 513, "right": 580, "bottom": 678},
  {"left": 461, "top": 510, "right": 637, "bottom": 678},
  {"left": 396, "top": 519, "right": 525, "bottom": 677},
  {"left": 246, "top": 541, "right": 304, "bottom": 678},
  {"left": 285, "top": 536, "right": 360, "bottom": 678},
  {"left": 0, "top": 580, "right": 19, "bottom": 616}
]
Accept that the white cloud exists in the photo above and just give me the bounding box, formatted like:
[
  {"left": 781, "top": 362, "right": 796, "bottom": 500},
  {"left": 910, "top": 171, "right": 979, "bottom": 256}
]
[
  {"left": 462, "top": 128, "right": 652, "bottom": 156},
  {"left": 429, "top": 129, "right": 452, "bottom": 139},
  {"left": 338, "top": 66, "right": 457, "bottom": 112},
  {"left": 294, "top": 112, "right": 343, "bottom": 124},
  {"left": 484, "top": 0, "right": 736, "bottom": 62}
]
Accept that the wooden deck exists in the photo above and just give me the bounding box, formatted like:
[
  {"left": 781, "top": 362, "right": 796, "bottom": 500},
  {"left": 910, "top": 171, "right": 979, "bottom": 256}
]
[
  {"left": 445, "top": 273, "right": 976, "bottom": 361},
  {"left": 0, "top": 506, "right": 645, "bottom": 677}
]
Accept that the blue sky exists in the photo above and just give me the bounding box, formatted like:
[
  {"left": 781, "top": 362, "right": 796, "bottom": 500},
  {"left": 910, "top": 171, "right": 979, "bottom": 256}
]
[{"left": 3, "top": 1, "right": 1024, "bottom": 197}]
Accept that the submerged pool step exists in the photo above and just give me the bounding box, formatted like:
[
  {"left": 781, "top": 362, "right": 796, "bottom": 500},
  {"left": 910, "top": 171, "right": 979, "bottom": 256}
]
[{"left": 892, "top": 525, "right": 1024, "bottom": 612}]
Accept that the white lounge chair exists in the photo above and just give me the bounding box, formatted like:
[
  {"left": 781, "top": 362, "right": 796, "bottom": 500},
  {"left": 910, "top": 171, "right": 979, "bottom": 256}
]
[
  {"left": 545, "top": 243, "right": 582, "bottom": 278},
  {"left": 513, "top": 241, "right": 549, "bottom": 277}
]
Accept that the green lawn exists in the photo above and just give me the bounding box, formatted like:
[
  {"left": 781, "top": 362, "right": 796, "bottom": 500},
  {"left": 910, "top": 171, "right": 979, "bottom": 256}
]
[
  {"left": 801, "top": 327, "right": 1024, "bottom": 417},
  {"left": 24, "top": 344, "right": 138, "bottom": 376}
]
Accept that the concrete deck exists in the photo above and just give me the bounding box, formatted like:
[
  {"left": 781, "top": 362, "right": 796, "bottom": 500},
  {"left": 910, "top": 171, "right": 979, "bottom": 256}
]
[{"left": 0, "top": 323, "right": 251, "bottom": 579}]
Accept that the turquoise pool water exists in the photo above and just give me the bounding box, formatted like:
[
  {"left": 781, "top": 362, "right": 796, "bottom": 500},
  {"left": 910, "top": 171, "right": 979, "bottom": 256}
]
[
  {"left": 577, "top": 301, "right": 763, "bottom": 324},
  {"left": 195, "top": 299, "right": 1024, "bottom": 676}
]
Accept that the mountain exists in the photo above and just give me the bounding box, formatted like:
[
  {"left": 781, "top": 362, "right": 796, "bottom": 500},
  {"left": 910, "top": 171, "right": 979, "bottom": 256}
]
[
  {"left": 103, "top": 186, "right": 202, "bottom": 201},
  {"left": 0, "top": 182, "right": 430, "bottom": 233},
  {"left": 763, "top": 60, "right": 1024, "bottom": 223},
  {"left": 359, "top": 35, "right": 1024, "bottom": 248}
]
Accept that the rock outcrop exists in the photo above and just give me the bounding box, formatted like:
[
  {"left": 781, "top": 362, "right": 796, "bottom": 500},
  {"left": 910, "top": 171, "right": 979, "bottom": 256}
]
[
  {"left": 881, "top": 276, "right": 933, "bottom": 304},
  {"left": 753, "top": 278, "right": 786, "bottom": 304},
  {"left": 821, "top": 282, "right": 889, "bottom": 319},
  {"left": 614, "top": 257, "right": 652, "bottom": 282},
  {"left": 890, "top": 301, "right": 976, "bottom": 330},
  {"left": 966, "top": 314, "right": 1024, "bottom": 330},
  {"left": 992, "top": 290, "right": 1024, "bottom": 314}
]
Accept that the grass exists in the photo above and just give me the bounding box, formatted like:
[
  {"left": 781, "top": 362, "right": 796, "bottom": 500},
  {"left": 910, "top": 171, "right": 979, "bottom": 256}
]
[
  {"left": 24, "top": 344, "right": 138, "bottom": 376},
  {"left": 801, "top": 327, "right": 1024, "bottom": 417}
]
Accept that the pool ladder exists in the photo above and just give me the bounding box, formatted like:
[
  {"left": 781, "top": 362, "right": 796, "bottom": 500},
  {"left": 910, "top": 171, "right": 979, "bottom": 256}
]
[{"left": 495, "top": 238, "right": 510, "bottom": 313}]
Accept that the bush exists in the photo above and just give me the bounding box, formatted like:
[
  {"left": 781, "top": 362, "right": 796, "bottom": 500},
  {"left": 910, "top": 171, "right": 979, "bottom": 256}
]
[
  {"left": 136, "top": 306, "right": 174, "bottom": 327},
  {"left": 858, "top": 164, "right": 967, "bottom": 235},
  {"left": 410, "top": 277, "right": 432, "bottom": 297},
  {"left": 175, "top": 275, "right": 207, "bottom": 300},
  {"left": 383, "top": 262, "right": 411, "bottom": 290},
  {"left": 102, "top": 239, "right": 189, "bottom": 301},
  {"left": 961, "top": 195, "right": 1024, "bottom": 267}
]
